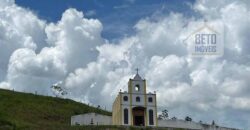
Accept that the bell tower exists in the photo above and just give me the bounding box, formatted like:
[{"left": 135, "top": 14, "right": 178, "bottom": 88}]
[
  {"left": 112, "top": 69, "right": 157, "bottom": 127},
  {"left": 128, "top": 68, "right": 146, "bottom": 95}
]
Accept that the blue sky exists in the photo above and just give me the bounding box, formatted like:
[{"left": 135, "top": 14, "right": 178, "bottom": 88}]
[{"left": 16, "top": 0, "right": 195, "bottom": 40}]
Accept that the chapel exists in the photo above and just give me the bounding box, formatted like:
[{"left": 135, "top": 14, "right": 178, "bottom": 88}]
[{"left": 112, "top": 71, "right": 157, "bottom": 126}]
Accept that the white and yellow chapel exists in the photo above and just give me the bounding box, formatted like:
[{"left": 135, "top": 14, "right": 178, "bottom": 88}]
[{"left": 112, "top": 71, "right": 157, "bottom": 126}]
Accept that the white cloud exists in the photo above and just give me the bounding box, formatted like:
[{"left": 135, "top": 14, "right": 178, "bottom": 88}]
[
  {"left": 0, "top": 81, "right": 11, "bottom": 90},
  {"left": 134, "top": 13, "right": 187, "bottom": 58},
  {"left": 1, "top": 6, "right": 104, "bottom": 94},
  {"left": 0, "top": 0, "right": 46, "bottom": 81},
  {"left": 45, "top": 8, "right": 103, "bottom": 71},
  {"left": 85, "top": 10, "right": 96, "bottom": 17},
  {"left": 0, "top": 0, "right": 14, "bottom": 8}
]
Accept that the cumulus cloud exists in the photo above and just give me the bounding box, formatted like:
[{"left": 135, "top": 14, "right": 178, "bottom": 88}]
[
  {"left": 1, "top": 3, "right": 104, "bottom": 94},
  {"left": 0, "top": 0, "right": 250, "bottom": 129},
  {"left": 0, "top": 0, "right": 46, "bottom": 81}
]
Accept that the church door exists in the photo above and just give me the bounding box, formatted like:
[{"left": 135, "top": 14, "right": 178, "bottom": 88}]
[{"left": 132, "top": 107, "right": 145, "bottom": 126}]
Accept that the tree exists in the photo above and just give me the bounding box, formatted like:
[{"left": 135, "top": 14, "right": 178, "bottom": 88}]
[
  {"left": 158, "top": 109, "right": 168, "bottom": 120},
  {"left": 171, "top": 116, "right": 177, "bottom": 120},
  {"left": 185, "top": 116, "right": 192, "bottom": 121},
  {"left": 51, "top": 83, "right": 68, "bottom": 97},
  {"left": 158, "top": 115, "right": 163, "bottom": 120}
]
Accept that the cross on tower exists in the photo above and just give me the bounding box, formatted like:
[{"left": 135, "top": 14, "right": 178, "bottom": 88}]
[{"left": 135, "top": 68, "right": 139, "bottom": 74}]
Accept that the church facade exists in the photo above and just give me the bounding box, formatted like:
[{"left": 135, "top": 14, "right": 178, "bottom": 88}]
[{"left": 112, "top": 72, "right": 157, "bottom": 126}]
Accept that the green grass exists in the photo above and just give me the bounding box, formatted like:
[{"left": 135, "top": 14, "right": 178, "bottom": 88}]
[
  {"left": 0, "top": 89, "right": 185, "bottom": 130},
  {"left": 0, "top": 89, "right": 111, "bottom": 130}
]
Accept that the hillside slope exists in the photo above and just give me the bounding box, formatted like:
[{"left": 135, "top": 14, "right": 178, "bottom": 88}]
[{"left": 0, "top": 89, "right": 111, "bottom": 129}]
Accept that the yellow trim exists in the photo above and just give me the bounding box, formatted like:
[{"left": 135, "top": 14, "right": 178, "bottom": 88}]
[
  {"left": 129, "top": 79, "right": 133, "bottom": 126},
  {"left": 155, "top": 94, "right": 158, "bottom": 126},
  {"left": 119, "top": 93, "right": 122, "bottom": 125},
  {"left": 144, "top": 80, "right": 148, "bottom": 126}
]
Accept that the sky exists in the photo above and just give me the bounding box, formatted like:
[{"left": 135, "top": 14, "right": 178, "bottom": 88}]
[
  {"left": 0, "top": 0, "right": 250, "bottom": 129},
  {"left": 15, "top": 0, "right": 195, "bottom": 40}
]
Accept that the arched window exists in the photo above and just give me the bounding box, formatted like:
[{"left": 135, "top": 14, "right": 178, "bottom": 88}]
[
  {"left": 135, "top": 84, "right": 140, "bottom": 91},
  {"left": 123, "top": 96, "right": 128, "bottom": 101},
  {"left": 124, "top": 108, "right": 128, "bottom": 124},
  {"left": 149, "top": 109, "right": 154, "bottom": 125},
  {"left": 148, "top": 97, "right": 153, "bottom": 103},
  {"left": 136, "top": 96, "right": 140, "bottom": 102}
]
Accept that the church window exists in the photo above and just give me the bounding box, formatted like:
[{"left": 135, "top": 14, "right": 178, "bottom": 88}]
[
  {"left": 135, "top": 84, "right": 140, "bottom": 91},
  {"left": 149, "top": 109, "right": 154, "bottom": 125},
  {"left": 136, "top": 96, "right": 140, "bottom": 102},
  {"left": 148, "top": 97, "right": 153, "bottom": 102},
  {"left": 124, "top": 108, "right": 128, "bottom": 124},
  {"left": 123, "top": 96, "right": 128, "bottom": 101}
]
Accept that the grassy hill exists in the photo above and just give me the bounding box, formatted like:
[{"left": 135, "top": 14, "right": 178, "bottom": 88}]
[
  {"left": 0, "top": 88, "right": 111, "bottom": 130},
  {"left": 0, "top": 89, "right": 184, "bottom": 130}
]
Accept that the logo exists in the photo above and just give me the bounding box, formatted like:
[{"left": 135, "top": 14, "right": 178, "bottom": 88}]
[{"left": 184, "top": 20, "right": 224, "bottom": 57}]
